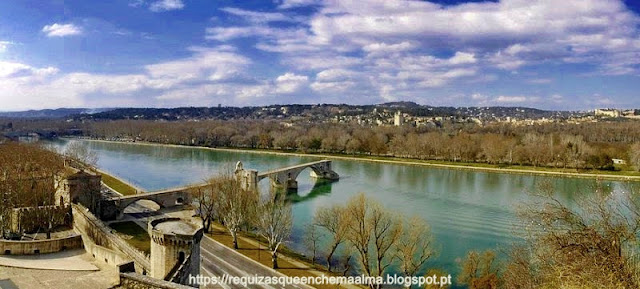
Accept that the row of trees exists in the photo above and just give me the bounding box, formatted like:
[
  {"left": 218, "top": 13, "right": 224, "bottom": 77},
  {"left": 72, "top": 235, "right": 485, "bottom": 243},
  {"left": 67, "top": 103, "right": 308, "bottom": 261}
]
[
  {"left": 74, "top": 119, "right": 640, "bottom": 171},
  {"left": 193, "top": 170, "right": 292, "bottom": 269}
]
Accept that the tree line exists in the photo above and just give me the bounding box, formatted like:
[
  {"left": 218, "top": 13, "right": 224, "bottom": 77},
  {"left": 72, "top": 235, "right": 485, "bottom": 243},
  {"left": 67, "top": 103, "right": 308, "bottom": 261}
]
[{"left": 66, "top": 119, "right": 640, "bottom": 171}]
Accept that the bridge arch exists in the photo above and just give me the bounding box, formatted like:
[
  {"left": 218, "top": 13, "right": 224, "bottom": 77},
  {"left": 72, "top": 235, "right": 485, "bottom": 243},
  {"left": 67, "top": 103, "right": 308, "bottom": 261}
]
[
  {"left": 98, "top": 188, "right": 193, "bottom": 220},
  {"left": 237, "top": 160, "right": 339, "bottom": 192}
]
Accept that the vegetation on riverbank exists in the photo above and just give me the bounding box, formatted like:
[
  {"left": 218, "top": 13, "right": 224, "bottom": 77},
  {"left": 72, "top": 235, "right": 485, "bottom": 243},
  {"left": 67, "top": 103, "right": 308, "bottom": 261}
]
[{"left": 100, "top": 171, "right": 138, "bottom": 195}]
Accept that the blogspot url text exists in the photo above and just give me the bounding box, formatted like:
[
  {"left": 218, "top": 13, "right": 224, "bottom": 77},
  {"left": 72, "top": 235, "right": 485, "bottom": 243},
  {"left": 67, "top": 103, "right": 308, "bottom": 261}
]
[{"left": 189, "top": 273, "right": 452, "bottom": 287}]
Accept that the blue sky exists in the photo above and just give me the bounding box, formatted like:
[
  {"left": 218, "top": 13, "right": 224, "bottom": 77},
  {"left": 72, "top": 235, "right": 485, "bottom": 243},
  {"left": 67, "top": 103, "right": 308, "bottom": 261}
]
[{"left": 0, "top": 0, "right": 639, "bottom": 111}]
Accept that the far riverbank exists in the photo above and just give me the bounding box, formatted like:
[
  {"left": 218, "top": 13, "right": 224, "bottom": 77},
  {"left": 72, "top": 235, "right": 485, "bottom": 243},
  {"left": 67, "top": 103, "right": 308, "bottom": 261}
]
[{"left": 63, "top": 137, "right": 640, "bottom": 182}]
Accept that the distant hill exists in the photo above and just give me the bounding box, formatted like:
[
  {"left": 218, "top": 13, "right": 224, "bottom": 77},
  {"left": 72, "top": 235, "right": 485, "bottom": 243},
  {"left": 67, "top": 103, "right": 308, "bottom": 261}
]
[
  {"left": 0, "top": 108, "right": 114, "bottom": 119},
  {"left": 69, "top": 103, "right": 574, "bottom": 122}
]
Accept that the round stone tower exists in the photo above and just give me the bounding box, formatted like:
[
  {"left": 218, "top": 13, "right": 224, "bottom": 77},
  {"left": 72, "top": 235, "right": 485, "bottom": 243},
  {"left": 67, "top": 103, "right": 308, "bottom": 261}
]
[{"left": 148, "top": 217, "right": 203, "bottom": 281}]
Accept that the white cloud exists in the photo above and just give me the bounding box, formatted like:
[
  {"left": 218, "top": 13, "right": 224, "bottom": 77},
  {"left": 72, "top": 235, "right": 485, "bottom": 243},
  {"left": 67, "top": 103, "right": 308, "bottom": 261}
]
[
  {"left": 495, "top": 95, "right": 529, "bottom": 103},
  {"left": 528, "top": 78, "right": 553, "bottom": 84},
  {"left": 0, "top": 46, "right": 258, "bottom": 110},
  {"left": 0, "top": 41, "right": 14, "bottom": 53},
  {"left": 275, "top": 73, "right": 309, "bottom": 94},
  {"left": 362, "top": 41, "right": 417, "bottom": 56},
  {"left": 277, "top": 0, "right": 322, "bottom": 9},
  {"left": 149, "top": 0, "right": 184, "bottom": 12},
  {"left": 220, "top": 7, "right": 299, "bottom": 23},
  {"left": 0, "top": 61, "right": 58, "bottom": 78},
  {"left": 42, "top": 23, "right": 82, "bottom": 37}
]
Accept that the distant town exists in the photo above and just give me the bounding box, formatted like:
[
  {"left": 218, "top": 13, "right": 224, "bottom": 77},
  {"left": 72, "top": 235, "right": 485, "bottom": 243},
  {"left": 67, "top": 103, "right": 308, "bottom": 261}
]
[{"left": 1, "top": 102, "right": 639, "bottom": 129}]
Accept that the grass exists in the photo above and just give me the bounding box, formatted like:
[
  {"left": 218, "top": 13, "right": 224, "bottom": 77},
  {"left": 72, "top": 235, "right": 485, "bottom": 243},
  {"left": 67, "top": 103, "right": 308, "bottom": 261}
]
[
  {"left": 101, "top": 172, "right": 138, "bottom": 195},
  {"left": 109, "top": 221, "right": 151, "bottom": 255},
  {"left": 208, "top": 223, "right": 355, "bottom": 289}
]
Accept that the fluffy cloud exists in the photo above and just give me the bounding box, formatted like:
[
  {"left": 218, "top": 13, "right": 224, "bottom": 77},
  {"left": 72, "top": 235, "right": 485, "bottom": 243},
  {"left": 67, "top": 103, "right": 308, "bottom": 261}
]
[
  {"left": 205, "top": 0, "right": 640, "bottom": 103},
  {"left": 42, "top": 23, "right": 82, "bottom": 37},
  {"left": 149, "top": 0, "right": 184, "bottom": 12},
  {"left": 275, "top": 73, "right": 309, "bottom": 94}
]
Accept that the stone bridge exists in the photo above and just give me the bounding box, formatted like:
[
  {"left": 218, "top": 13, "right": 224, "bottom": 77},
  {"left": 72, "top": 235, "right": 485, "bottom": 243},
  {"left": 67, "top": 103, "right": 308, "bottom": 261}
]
[
  {"left": 97, "top": 160, "right": 339, "bottom": 220},
  {"left": 235, "top": 160, "right": 339, "bottom": 191},
  {"left": 98, "top": 185, "right": 201, "bottom": 220}
]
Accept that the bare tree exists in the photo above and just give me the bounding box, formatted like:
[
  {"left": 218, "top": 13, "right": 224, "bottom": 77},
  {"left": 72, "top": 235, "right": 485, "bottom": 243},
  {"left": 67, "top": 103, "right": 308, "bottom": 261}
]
[
  {"left": 345, "top": 193, "right": 402, "bottom": 289},
  {"left": 63, "top": 141, "right": 98, "bottom": 168},
  {"left": 502, "top": 181, "right": 640, "bottom": 288},
  {"left": 630, "top": 142, "right": 640, "bottom": 171},
  {"left": 396, "top": 216, "right": 435, "bottom": 286},
  {"left": 457, "top": 250, "right": 500, "bottom": 289},
  {"left": 255, "top": 191, "right": 293, "bottom": 269},
  {"left": 315, "top": 204, "right": 350, "bottom": 272},
  {"left": 192, "top": 185, "right": 217, "bottom": 233},
  {"left": 211, "top": 170, "right": 258, "bottom": 249},
  {"left": 303, "top": 224, "right": 321, "bottom": 266}
]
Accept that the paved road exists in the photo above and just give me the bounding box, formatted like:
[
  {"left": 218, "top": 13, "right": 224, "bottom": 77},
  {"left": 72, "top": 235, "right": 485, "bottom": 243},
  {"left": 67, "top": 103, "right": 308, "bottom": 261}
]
[{"left": 200, "top": 236, "right": 312, "bottom": 289}]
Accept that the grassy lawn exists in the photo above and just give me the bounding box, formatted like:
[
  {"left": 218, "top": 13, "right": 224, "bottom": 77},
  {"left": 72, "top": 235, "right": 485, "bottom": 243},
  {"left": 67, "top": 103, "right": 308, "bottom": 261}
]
[
  {"left": 101, "top": 172, "right": 138, "bottom": 195},
  {"left": 109, "top": 221, "right": 150, "bottom": 255}
]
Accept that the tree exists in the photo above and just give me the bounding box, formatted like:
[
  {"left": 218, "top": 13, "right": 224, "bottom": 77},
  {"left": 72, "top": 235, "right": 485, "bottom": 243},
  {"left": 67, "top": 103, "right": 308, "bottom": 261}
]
[
  {"left": 396, "top": 216, "right": 435, "bottom": 285},
  {"left": 303, "top": 224, "right": 321, "bottom": 266},
  {"left": 315, "top": 204, "right": 350, "bottom": 271},
  {"left": 211, "top": 170, "right": 258, "bottom": 249},
  {"left": 503, "top": 182, "right": 640, "bottom": 288},
  {"left": 256, "top": 191, "right": 293, "bottom": 269},
  {"left": 192, "top": 185, "right": 217, "bottom": 233},
  {"left": 345, "top": 193, "right": 402, "bottom": 289},
  {"left": 63, "top": 141, "right": 98, "bottom": 168},
  {"left": 0, "top": 143, "right": 67, "bottom": 239},
  {"left": 630, "top": 142, "right": 640, "bottom": 171},
  {"left": 457, "top": 250, "right": 500, "bottom": 289}
]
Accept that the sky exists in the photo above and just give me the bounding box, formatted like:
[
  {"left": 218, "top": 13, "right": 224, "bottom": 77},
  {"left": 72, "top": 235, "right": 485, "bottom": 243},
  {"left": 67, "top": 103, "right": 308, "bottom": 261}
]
[{"left": 0, "top": 0, "right": 639, "bottom": 111}]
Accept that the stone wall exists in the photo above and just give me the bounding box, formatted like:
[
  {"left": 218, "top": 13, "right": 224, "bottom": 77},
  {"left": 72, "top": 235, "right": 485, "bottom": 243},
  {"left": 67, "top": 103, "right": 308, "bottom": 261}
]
[
  {"left": 72, "top": 204, "right": 151, "bottom": 273},
  {"left": 0, "top": 234, "right": 82, "bottom": 255},
  {"left": 83, "top": 236, "right": 132, "bottom": 268},
  {"left": 168, "top": 253, "right": 195, "bottom": 285},
  {"left": 117, "top": 273, "right": 195, "bottom": 289},
  {"left": 10, "top": 205, "right": 71, "bottom": 234}
]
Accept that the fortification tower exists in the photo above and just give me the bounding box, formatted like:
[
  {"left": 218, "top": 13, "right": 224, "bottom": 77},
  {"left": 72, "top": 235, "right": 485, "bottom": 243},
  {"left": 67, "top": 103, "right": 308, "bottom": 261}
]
[{"left": 148, "top": 217, "right": 203, "bottom": 282}]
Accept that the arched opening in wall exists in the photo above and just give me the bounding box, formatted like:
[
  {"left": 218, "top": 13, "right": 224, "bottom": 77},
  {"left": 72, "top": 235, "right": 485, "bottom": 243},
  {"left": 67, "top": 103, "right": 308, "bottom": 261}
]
[
  {"left": 122, "top": 199, "right": 162, "bottom": 218},
  {"left": 178, "top": 251, "right": 185, "bottom": 264},
  {"left": 175, "top": 197, "right": 184, "bottom": 205},
  {"left": 4, "top": 250, "right": 10, "bottom": 255}
]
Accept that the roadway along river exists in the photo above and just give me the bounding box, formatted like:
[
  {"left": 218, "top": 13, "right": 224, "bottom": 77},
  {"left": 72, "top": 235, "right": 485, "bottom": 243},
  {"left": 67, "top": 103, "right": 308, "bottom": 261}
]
[{"left": 50, "top": 139, "right": 627, "bottom": 286}]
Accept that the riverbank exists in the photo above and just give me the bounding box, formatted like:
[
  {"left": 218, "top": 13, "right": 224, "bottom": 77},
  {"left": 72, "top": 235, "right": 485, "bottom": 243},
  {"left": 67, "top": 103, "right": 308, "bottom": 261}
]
[
  {"left": 207, "top": 223, "right": 359, "bottom": 289},
  {"left": 70, "top": 138, "right": 640, "bottom": 182}
]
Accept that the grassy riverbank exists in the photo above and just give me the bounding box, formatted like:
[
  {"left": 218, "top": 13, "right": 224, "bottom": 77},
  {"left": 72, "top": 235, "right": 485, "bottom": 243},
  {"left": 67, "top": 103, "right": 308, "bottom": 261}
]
[
  {"left": 208, "top": 223, "right": 357, "bottom": 289},
  {"left": 99, "top": 171, "right": 139, "bottom": 195},
  {"left": 78, "top": 138, "right": 640, "bottom": 181}
]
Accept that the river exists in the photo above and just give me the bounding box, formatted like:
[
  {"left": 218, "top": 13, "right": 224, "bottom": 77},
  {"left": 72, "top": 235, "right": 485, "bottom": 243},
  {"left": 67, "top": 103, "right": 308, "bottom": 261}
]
[{"left": 50, "top": 139, "right": 626, "bottom": 286}]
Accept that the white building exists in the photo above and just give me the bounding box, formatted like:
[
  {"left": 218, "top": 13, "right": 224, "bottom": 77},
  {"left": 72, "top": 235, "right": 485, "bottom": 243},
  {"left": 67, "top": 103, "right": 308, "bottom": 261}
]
[{"left": 394, "top": 111, "right": 404, "bottom": 126}]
